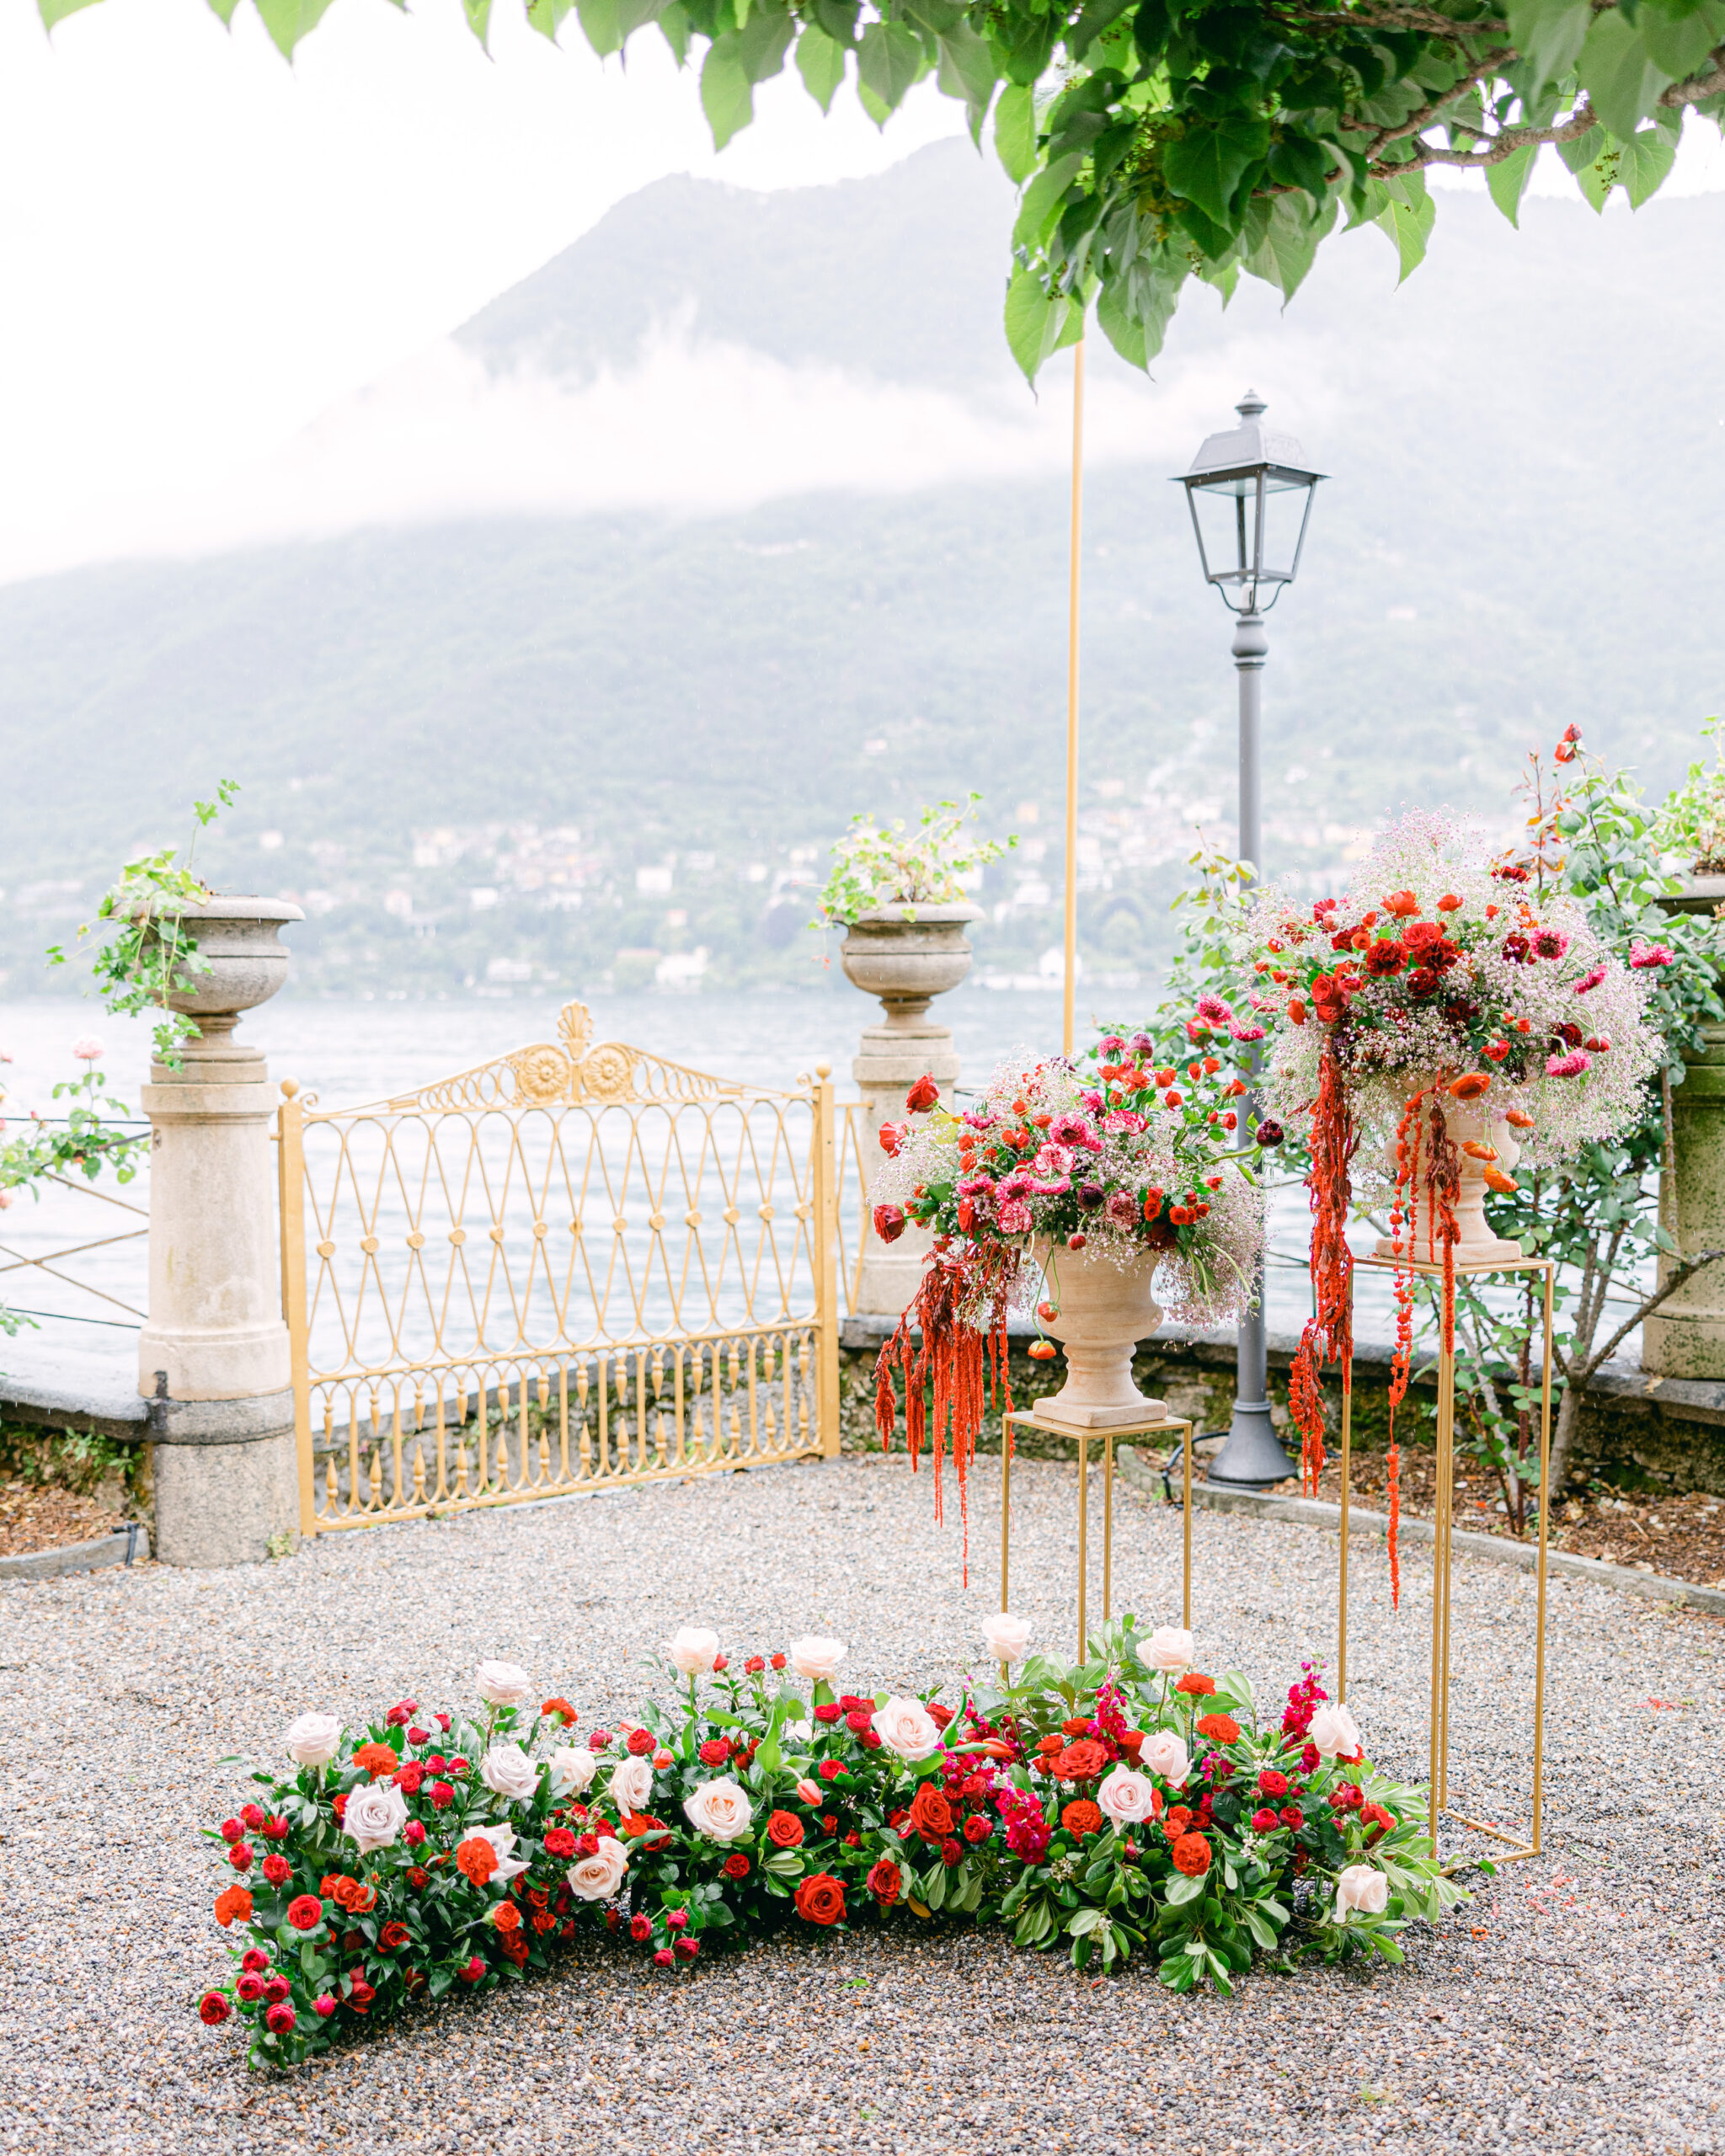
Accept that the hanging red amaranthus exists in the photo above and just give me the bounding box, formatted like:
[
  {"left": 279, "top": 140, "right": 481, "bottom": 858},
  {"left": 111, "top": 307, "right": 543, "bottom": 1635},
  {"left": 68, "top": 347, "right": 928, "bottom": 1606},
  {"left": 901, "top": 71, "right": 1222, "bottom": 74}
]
[
  {"left": 874, "top": 1241, "right": 1017, "bottom": 1583},
  {"left": 1290, "top": 1041, "right": 1356, "bottom": 1496}
]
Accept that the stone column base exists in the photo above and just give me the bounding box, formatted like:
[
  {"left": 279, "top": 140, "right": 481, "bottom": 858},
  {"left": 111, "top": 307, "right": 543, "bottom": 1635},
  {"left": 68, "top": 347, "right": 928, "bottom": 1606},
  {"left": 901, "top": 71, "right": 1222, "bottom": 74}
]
[{"left": 150, "top": 1390, "right": 299, "bottom": 1568}]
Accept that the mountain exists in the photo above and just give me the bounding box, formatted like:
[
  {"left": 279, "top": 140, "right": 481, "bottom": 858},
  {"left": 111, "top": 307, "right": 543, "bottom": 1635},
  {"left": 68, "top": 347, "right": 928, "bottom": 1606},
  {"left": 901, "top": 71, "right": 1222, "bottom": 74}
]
[{"left": 1, "top": 141, "right": 1721, "bottom": 1001}]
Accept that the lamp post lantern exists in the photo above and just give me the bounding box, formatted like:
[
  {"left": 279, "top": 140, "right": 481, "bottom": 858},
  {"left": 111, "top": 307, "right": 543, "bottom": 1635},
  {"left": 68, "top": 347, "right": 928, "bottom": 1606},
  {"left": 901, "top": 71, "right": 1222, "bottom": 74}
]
[{"left": 1173, "top": 389, "right": 1325, "bottom": 1490}]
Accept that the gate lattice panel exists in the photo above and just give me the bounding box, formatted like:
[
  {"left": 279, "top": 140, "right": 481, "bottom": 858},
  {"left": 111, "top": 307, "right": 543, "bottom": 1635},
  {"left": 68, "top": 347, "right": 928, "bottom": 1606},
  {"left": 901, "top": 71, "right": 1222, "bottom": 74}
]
[{"left": 279, "top": 1001, "right": 840, "bottom": 1534}]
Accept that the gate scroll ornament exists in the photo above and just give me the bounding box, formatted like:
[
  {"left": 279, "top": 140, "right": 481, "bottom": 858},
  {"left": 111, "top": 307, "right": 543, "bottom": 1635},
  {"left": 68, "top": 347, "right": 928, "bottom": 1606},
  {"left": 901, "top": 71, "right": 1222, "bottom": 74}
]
[{"left": 279, "top": 1002, "right": 841, "bottom": 1535}]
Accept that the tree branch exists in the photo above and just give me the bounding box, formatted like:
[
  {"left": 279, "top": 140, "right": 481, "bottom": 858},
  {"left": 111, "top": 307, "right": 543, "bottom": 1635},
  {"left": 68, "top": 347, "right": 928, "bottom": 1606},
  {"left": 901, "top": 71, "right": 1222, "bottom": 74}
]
[
  {"left": 1658, "top": 45, "right": 1725, "bottom": 108},
  {"left": 1580, "top": 1248, "right": 1725, "bottom": 1380},
  {"left": 1396, "top": 98, "right": 1598, "bottom": 171}
]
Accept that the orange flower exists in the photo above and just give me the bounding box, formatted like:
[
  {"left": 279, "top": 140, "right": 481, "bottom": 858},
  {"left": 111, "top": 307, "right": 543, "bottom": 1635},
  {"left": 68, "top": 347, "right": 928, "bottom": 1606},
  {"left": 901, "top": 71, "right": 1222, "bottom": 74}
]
[
  {"left": 1175, "top": 1673, "right": 1216, "bottom": 1697},
  {"left": 1052, "top": 1740, "right": 1108, "bottom": 1782},
  {"left": 1171, "top": 1832, "right": 1212, "bottom": 1877},
  {"left": 622, "top": 1812, "right": 674, "bottom": 1843},
  {"left": 541, "top": 1697, "right": 579, "bottom": 1727},
  {"left": 213, "top": 1884, "right": 253, "bottom": 1928},
  {"left": 334, "top": 1877, "right": 377, "bottom": 1913},
  {"left": 490, "top": 1902, "right": 521, "bottom": 1933},
  {"left": 1060, "top": 1716, "right": 1093, "bottom": 1738},
  {"left": 1448, "top": 1072, "right": 1491, "bottom": 1101},
  {"left": 456, "top": 1837, "right": 500, "bottom": 1887},
  {"left": 1195, "top": 1713, "right": 1241, "bottom": 1745},
  {"left": 1060, "top": 1799, "right": 1103, "bottom": 1838},
  {"left": 352, "top": 1742, "right": 400, "bottom": 1780}
]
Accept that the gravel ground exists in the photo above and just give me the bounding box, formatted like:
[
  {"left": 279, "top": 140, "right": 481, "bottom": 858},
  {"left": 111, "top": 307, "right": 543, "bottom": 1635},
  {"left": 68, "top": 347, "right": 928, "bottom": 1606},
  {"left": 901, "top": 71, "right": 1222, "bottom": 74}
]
[{"left": 3, "top": 1449, "right": 1722, "bottom": 2156}]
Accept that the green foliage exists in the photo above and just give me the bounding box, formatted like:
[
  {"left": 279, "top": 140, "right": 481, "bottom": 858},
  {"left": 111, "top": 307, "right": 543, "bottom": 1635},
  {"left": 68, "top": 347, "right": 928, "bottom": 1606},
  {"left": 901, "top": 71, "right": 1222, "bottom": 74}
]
[
  {"left": 0, "top": 1056, "right": 148, "bottom": 1334},
  {"left": 1654, "top": 713, "right": 1725, "bottom": 873},
  {"left": 814, "top": 792, "right": 1015, "bottom": 925},
  {"left": 46, "top": 782, "right": 239, "bottom": 1070},
  {"left": 51, "top": 0, "right": 1724, "bottom": 380},
  {"left": 0, "top": 1420, "right": 142, "bottom": 1502}
]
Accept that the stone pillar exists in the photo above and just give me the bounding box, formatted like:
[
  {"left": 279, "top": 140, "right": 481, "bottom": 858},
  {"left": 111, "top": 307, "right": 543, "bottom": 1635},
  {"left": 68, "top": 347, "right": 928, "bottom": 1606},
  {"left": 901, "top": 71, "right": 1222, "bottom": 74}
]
[
  {"left": 840, "top": 904, "right": 981, "bottom": 1315},
  {"left": 139, "top": 898, "right": 305, "bottom": 1566},
  {"left": 1645, "top": 879, "right": 1725, "bottom": 1381}
]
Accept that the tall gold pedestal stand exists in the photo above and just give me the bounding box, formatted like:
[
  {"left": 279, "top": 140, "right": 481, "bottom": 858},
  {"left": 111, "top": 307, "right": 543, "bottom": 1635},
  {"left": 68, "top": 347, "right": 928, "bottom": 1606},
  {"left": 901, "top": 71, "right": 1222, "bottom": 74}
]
[
  {"left": 1336, "top": 1254, "right": 1555, "bottom": 1869},
  {"left": 999, "top": 1409, "right": 1196, "bottom": 1667}
]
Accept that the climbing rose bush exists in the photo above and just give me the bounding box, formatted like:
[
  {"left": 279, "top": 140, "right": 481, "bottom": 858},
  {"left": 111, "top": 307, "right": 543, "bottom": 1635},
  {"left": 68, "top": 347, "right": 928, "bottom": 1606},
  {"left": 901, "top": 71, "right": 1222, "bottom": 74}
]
[{"left": 197, "top": 1624, "right": 1461, "bottom": 2064}]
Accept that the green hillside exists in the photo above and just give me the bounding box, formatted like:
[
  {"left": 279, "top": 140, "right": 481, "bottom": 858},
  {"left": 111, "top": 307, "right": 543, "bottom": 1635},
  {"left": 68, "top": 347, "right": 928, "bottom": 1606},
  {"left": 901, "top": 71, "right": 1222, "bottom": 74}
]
[{"left": 1, "top": 142, "right": 1720, "bottom": 1001}]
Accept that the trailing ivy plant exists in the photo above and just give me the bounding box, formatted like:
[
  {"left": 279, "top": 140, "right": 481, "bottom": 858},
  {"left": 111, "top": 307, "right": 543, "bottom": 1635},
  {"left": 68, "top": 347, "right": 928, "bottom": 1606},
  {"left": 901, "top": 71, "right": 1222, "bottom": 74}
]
[
  {"left": 47, "top": 782, "right": 241, "bottom": 1071},
  {"left": 49, "top": 0, "right": 1725, "bottom": 382}
]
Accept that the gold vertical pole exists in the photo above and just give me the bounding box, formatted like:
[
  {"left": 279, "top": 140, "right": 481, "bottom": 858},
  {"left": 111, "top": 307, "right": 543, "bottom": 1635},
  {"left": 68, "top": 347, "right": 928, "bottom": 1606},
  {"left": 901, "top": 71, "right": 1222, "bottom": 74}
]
[
  {"left": 1338, "top": 1348, "right": 1353, "bottom": 1703},
  {"left": 278, "top": 1081, "right": 317, "bottom": 1541},
  {"left": 1182, "top": 1417, "right": 1193, "bottom": 1630},
  {"left": 1076, "top": 1432, "right": 1089, "bottom": 1661},
  {"left": 812, "top": 1064, "right": 841, "bottom": 1460},
  {"left": 1531, "top": 1263, "right": 1554, "bottom": 1857},
  {"left": 1062, "top": 339, "right": 1085, "bottom": 1061},
  {"left": 1103, "top": 1433, "right": 1114, "bottom": 1623}
]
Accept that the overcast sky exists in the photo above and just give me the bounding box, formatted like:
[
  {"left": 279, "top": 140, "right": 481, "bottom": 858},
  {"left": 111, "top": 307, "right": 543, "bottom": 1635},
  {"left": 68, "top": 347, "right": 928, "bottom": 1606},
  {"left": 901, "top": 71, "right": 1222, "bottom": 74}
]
[{"left": 2, "top": 0, "right": 1721, "bottom": 584}]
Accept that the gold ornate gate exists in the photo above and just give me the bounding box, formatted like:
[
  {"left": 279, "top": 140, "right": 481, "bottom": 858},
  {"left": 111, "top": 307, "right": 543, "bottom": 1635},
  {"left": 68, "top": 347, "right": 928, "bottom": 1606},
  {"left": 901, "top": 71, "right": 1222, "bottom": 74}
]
[{"left": 278, "top": 1002, "right": 839, "bottom": 1535}]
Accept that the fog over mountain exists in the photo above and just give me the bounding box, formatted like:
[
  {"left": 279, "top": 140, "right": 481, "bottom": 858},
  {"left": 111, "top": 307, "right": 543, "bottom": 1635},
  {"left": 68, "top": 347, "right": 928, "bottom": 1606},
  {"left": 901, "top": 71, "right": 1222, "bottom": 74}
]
[{"left": 1, "top": 140, "right": 1720, "bottom": 999}]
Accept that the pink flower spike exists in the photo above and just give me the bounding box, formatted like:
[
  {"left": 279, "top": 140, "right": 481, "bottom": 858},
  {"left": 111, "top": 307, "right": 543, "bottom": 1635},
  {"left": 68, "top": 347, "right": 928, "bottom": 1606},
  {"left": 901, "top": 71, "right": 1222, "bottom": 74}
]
[{"left": 70, "top": 1036, "right": 104, "bottom": 1061}]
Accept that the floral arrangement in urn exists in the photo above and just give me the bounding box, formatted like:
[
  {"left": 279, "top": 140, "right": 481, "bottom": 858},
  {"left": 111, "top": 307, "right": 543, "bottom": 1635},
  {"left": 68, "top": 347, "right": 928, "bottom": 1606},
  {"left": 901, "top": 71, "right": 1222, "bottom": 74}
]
[
  {"left": 866, "top": 1039, "right": 1268, "bottom": 1545},
  {"left": 1242, "top": 798, "right": 1658, "bottom": 1591},
  {"left": 195, "top": 1620, "right": 1457, "bottom": 2064}
]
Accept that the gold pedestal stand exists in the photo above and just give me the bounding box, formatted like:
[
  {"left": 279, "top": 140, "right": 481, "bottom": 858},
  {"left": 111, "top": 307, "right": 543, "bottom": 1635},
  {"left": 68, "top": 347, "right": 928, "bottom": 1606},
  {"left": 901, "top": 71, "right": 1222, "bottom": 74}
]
[
  {"left": 999, "top": 1408, "right": 1196, "bottom": 1666},
  {"left": 1338, "top": 1254, "right": 1555, "bottom": 1867}
]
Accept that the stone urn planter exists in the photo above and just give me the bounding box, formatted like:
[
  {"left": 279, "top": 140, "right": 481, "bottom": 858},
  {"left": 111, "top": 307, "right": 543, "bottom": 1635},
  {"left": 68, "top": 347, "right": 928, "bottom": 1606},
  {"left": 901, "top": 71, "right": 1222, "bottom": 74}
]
[
  {"left": 151, "top": 896, "right": 305, "bottom": 1067},
  {"left": 1022, "top": 1242, "right": 1168, "bottom": 1431},
  {"left": 843, "top": 903, "right": 985, "bottom": 1317},
  {"left": 1372, "top": 1084, "right": 1523, "bottom": 1267},
  {"left": 1645, "top": 877, "right": 1725, "bottom": 1378}
]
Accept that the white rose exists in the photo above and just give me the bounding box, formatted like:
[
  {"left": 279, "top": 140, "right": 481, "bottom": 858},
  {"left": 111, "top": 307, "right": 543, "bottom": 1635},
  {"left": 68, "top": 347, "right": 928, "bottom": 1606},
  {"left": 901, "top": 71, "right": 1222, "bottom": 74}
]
[
  {"left": 682, "top": 1776, "right": 755, "bottom": 1844},
  {"left": 472, "top": 1820, "right": 529, "bottom": 1884},
  {"left": 566, "top": 1836, "right": 631, "bottom": 1903},
  {"left": 1308, "top": 1703, "right": 1364, "bottom": 1760},
  {"left": 980, "top": 1611, "right": 1033, "bottom": 1666},
  {"left": 475, "top": 1658, "right": 531, "bottom": 1707},
  {"left": 870, "top": 1696, "right": 942, "bottom": 1763},
  {"left": 1139, "top": 1731, "right": 1190, "bottom": 1785},
  {"left": 1144, "top": 1627, "right": 1195, "bottom": 1673},
  {"left": 667, "top": 1627, "right": 721, "bottom": 1677},
  {"left": 788, "top": 1636, "right": 846, "bottom": 1684},
  {"left": 609, "top": 1753, "right": 656, "bottom": 1816},
  {"left": 344, "top": 1780, "right": 409, "bottom": 1854},
  {"left": 285, "top": 1711, "right": 343, "bottom": 1768},
  {"left": 1335, "top": 1863, "right": 1389, "bottom": 1916},
  {"left": 480, "top": 1742, "right": 542, "bottom": 1804},
  {"left": 1096, "top": 1765, "right": 1156, "bottom": 1825},
  {"left": 782, "top": 1720, "right": 813, "bottom": 1745},
  {"left": 547, "top": 1746, "right": 596, "bottom": 1798}
]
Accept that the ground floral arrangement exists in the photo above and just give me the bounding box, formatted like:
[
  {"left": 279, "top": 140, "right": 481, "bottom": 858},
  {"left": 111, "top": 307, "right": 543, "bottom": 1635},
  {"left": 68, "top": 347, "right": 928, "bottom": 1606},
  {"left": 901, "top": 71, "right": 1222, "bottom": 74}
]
[{"left": 197, "top": 1620, "right": 1460, "bottom": 2068}]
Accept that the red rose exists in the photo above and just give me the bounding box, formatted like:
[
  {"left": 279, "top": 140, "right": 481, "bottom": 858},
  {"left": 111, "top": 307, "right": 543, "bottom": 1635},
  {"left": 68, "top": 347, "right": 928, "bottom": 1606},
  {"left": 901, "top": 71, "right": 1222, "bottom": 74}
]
[
  {"left": 872, "top": 1203, "right": 907, "bottom": 1245},
  {"left": 907, "top": 1785, "right": 954, "bottom": 1842},
  {"left": 1257, "top": 1769, "right": 1289, "bottom": 1797},
  {"left": 698, "top": 1739, "right": 732, "bottom": 1767},
  {"left": 1051, "top": 1741, "right": 1108, "bottom": 1783},
  {"left": 264, "top": 1975, "right": 291, "bottom": 2003},
  {"left": 626, "top": 1726, "right": 656, "bottom": 1756},
  {"left": 543, "top": 1828, "right": 577, "bottom": 1858},
  {"left": 770, "top": 1654, "right": 787, "bottom": 1671},
  {"left": 1365, "top": 939, "right": 1405, "bottom": 977},
  {"left": 1252, "top": 1807, "right": 1280, "bottom": 1832},
  {"left": 630, "top": 1913, "right": 653, "bottom": 1942},
  {"left": 403, "top": 1821, "right": 426, "bottom": 1848},
  {"left": 905, "top": 1074, "right": 940, "bottom": 1113},
  {"left": 408, "top": 1867, "right": 430, "bottom": 1889},
  {"left": 676, "top": 1936, "right": 699, "bottom": 1959},
  {"left": 1171, "top": 1832, "right": 1212, "bottom": 1877},
  {"left": 744, "top": 1656, "right": 765, "bottom": 1674},
  {"left": 446, "top": 1757, "right": 470, "bottom": 1776},
  {"left": 197, "top": 1992, "right": 231, "bottom": 2025},
  {"left": 429, "top": 1782, "right": 455, "bottom": 1810},
  {"left": 926, "top": 1701, "right": 954, "bottom": 1730},
  {"left": 347, "top": 1975, "right": 376, "bottom": 2009},
  {"left": 654, "top": 1948, "right": 675, "bottom": 1967},
  {"left": 242, "top": 1948, "right": 270, "bottom": 1973},
  {"left": 844, "top": 1710, "right": 872, "bottom": 1735},
  {"left": 866, "top": 1859, "right": 901, "bottom": 1906},
  {"left": 813, "top": 1703, "right": 843, "bottom": 1725},
  {"left": 264, "top": 2003, "right": 296, "bottom": 2036},
  {"left": 820, "top": 1814, "right": 838, "bottom": 1836},
  {"left": 386, "top": 1700, "right": 414, "bottom": 1727},
  {"left": 766, "top": 1811, "right": 804, "bottom": 1849},
  {"left": 408, "top": 1727, "right": 430, "bottom": 1746},
  {"left": 722, "top": 1852, "right": 750, "bottom": 1880},
  {"left": 331, "top": 1795, "right": 348, "bottom": 1821},
  {"left": 940, "top": 1837, "right": 964, "bottom": 1866},
  {"left": 227, "top": 1843, "right": 254, "bottom": 1871},
  {"left": 237, "top": 1974, "right": 266, "bottom": 2003},
  {"left": 793, "top": 1872, "right": 846, "bottom": 1926},
  {"left": 380, "top": 1921, "right": 410, "bottom": 1951},
  {"left": 286, "top": 1893, "right": 323, "bottom": 1931},
  {"left": 395, "top": 1762, "right": 425, "bottom": 1795},
  {"left": 963, "top": 1814, "right": 992, "bottom": 1844},
  {"left": 261, "top": 1854, "right": 291, "bottom": 1886},
  {"left": 858, "top": 1730, "right": 883, "bottom": 1751},
  {"left": 261, "top": 1816, "right": 289, "bottom": 1841},
  {"left": 240, "top": 1804, "right": 266, "bottom": 1830},
  {"left": 312, "top": 1993, "right": 338, "bottom": 2017},
  {"left": 219, "top": 1818, "right": 243, "bottom": 1844},
  {"left": 457, "top": 1958, "right": 484, "bottom": 1984}
]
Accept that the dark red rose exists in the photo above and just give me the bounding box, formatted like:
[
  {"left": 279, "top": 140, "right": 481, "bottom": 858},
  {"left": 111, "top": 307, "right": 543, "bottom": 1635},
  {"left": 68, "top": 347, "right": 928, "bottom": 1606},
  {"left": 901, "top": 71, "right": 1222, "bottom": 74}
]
[
  {"left": 872, "top": 1203, "right": 907, "bottom": 1245},
  {"left": 665, "top": 1908, "right": 689, "bottom": 1930},
  {"left": 1365, "top": 939, "right": 1405, "bottom": 977},
  {"left": 543, "top": 1828, "right": 577, "bottom": 1858},
  {"left": 630, "top": 1913, "right": 653, "bottom": 1942},
  {"left": 1280, "top": 1804, "right": 1305, "bottom": 1830},
  {"left": 347, "top": 1976, "right": 376, "bottom": 2009},
  {"left": 626, "top": 1727, "right": 656, "bottom": 1756},
  {"left": 380, "top": 1921, "right": 410, "bottom": 1951},
  {"left": 964, "top": 1814, "right": 993, "bottom": 1844},
  {"left": 286, "top": 1895, "right": 323, "bottom": 1931},
  {"left": 1252, "top": 1807, "right": 1280, "bottom": 1832},
  {"left": 925, "top": 1701, "right": 954, "bottom": 1730},
  {"left": 264, "top": 2004, "right": 296, "bottom": 2036},
  {"left": 264, "top": 1974, "right": 291, "bottom": 2003},
  {"left": 240, "top": 1804, "right": 266, "bottom": 1830},
  {"left": 905, "top": 1074, "right": 940, "bottom": 1113},
  {"left": 1407, "top": 966, "right": 1441, "bottom": 998},
  {"left": 241, "top": 1949, "right": 270, "bottom": 1973},
  {"left": 236, "top": 1974, "right": 265, "bottom": 2003},
  {"left": 867, "top": 1858, "right": 902, "bottom": 1905},
  {"left": 675, "top": 1935, "right": 699, "bottom": 1959},
  {"left": 908, "top": 1785, "right": 954, "bottom": 1841},
  {"left": 940, "top": 1837, "right": 964, "bottom": 1865},
  {"left": 198, "top": 1992, "right": 231, "bottom": 2025},
  {"left": 813, "top": 1704, "right": 843, "bottom": 1725},
  {"left": 722, "top": 1852, "right": 750, "bottom": 1879},
  {"left": 261, "top": 1854, "right": 291, "bottom": 1886},
  {"left": 227, "top": 1843, "right": 254, "bottom": 1871}
]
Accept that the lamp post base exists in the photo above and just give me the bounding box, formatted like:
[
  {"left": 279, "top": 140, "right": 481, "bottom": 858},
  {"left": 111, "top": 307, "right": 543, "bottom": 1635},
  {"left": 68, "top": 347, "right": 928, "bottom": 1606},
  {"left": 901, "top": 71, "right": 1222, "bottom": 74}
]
[{"left": 1204, "top": 1396, "right": 1298, "bottom": 1490}]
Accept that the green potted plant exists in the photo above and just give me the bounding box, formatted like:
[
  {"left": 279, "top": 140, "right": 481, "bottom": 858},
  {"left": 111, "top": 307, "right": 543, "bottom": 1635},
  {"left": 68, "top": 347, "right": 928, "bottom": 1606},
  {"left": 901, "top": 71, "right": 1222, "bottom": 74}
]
[
  {"left": 815, "top": 795, "right": 1012, "bottom": 1031},
  {"left": 1654, "top": 714, "right": 1725, "bottom": 916}
]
